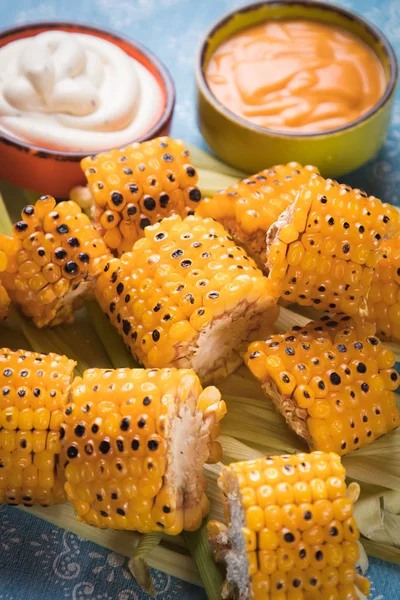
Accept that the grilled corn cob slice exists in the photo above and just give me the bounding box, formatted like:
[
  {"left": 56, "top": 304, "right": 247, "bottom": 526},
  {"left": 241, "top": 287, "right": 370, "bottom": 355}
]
[
  {"left": 0, "top": 195, "right": 111, "bottom": 328},
  {"left": 197, "top": 163, "right": 319, "bottom": 268},
  {"left": 0, "top": 244, "right": 10, "bottom": 320},
  {"left": 82, "top": 137, "right": 201, "bottom": 255},
  {"left": 266, "top": 174, "right": 399, "bottom": 315},
  {"left": 96, "top": 214, "right": 279, "bottom": 384},
  {"left": 367, "top": 235, "right": 400, "bottom": 341},
  {"left": 0, "top": 348, "right": 76, "bottom": 505},
  {"left": 245, "top": 315, "right": 400, "bottom": 456},
  {"left": 61, "top": 367, "right": 226, "bottom": 533},
  {"left": 208, "top": 452, "right": 370, "bottom": 600}
]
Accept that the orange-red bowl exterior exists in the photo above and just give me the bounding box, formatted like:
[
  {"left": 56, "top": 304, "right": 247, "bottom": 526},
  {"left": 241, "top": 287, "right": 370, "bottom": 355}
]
[{"left": 0, "top": 22, "right": 175, "bottom": 197}]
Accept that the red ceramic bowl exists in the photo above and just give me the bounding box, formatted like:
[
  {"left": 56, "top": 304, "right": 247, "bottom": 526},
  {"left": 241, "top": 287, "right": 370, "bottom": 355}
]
[{"left": 0, "top": 22, "right": 175, "bottom": 197}]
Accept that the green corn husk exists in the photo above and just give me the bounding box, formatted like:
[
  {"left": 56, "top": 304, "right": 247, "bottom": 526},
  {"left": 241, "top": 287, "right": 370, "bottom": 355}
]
[
  {"left": 18, "top": 502, "right": 202, "bottom": 585},
  {"left": 23, "top": 189, "right": 40, "bottom": 205},
  {"left": 197, "top": 168, "right": 239, "bottom": 198},
  {"left": 1, "top": 144, "right": 400, "bottom": 598},
  {"left": 184, "top": 522, "right": 224, "bottom": 600},
  {"left": 128, "top": 533, "right": 163, "bottom": 597},
  {"left": 0, "top": 316, "right": 33, "bottom": 350},
  {"left": 186, "top": 143, "right": 246, "bottom": 179},
  {"left": 88, "top": 300, "right": 138, "bottom": 369},
  {"left": 0, "top": 180, "right": 28, "bottom": 221},
  {"left": 384, "top": 341, "right": 400, "bottom": 363}
]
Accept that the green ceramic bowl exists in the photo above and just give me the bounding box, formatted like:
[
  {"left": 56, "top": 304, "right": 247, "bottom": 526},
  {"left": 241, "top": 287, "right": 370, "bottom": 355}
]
[{"left": 196, "top": 0, "right": 398, "bottom": 177}]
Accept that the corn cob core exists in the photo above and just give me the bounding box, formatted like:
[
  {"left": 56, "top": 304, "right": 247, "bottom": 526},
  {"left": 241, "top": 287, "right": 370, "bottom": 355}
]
[
  {"left": 245, "top": 315, "right": 400, "bottom": 456},
  {"left": 197, "top": 163, "right": 319, "bottom": 269},
  {"left": 95, "top": 214, "right": 279, "bottom": 384},
  {"left": 266, "top": 174, "right": 399, "bottom": 315},
  {"left": 0, "top": 348, "right": 76, "bottom": 505},
  {"left": 208, "top": 452, "right": 370, "bottom": 600},
  {"left": 61, "top": 367, "right": 226, "bottom": 534},
  {"left": 1, "top": 195, "right": 111, "bottom": 328},
  {"left": 0, "top": 244, "right": 10, "bottom": 320},
  {"left": 82, "top": 137, "right": 201, "bottom": 255},
  {"left": 367, "top": 235, "right": 400, "bottom": 342}
]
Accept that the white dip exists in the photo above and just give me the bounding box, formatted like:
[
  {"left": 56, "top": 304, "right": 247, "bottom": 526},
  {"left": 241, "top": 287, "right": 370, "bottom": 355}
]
[{"left": 0, "top": 30, "right": 164, "bottom": 151}]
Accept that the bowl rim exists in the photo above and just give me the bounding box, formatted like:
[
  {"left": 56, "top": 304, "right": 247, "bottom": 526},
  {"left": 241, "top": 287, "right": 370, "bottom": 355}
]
[
  {"left": 0, "top": 20, "right": 176, "bottom": 161},
  {"left": 196, "top": 0, "right": 398, "bottom": 139}
]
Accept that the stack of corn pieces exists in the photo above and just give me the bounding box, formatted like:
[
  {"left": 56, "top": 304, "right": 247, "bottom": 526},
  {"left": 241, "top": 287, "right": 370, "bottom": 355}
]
[
  {"left": 0, "top": 348, "right": 226, "bottom": 534},
  {"left": 1, "top": 136, "right": 400, "bottom": 598}
]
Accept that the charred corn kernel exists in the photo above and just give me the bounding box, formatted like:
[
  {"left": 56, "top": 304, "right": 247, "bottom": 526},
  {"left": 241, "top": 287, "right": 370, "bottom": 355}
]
[
  {"left": 208, "top": 452, "right": 368, "bottom": 600},
  {"left": 82, "top": 137, "right": 201, "bottom": 256},
  {"left": 95, "top": 214, "right": 278, "bottom": 384},
  {"left": 197, "top": 163, "right": 318, "bottom": 269},
  {"left": 0, "top": 196, "right": 111, "bottom": 328},
  {"left": 60, "top": 367, "right": 226, "bottom": 533},
  {"left": 0, "top": 245, "right": 10, "bottom": 320},
  {"left": 367, "top": 234, "right": 400, "bottom": 341},
  {"left": 266, "top": 175, "right": 399, "bottom": 315},
  {"left": 0, "top": 348, "right": 75, "bottom": 505},
  {"left": 246, "top": 315, "right": 400, "bottom": 456}
]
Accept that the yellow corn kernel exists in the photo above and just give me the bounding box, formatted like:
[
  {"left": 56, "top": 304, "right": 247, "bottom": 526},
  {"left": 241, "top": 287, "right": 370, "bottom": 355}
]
[
  {"left": 279, "top": 224, "right": 299, "bottom": 245},
  {"left": 269, "top": 240, "right": 288, "bottom": 265}
]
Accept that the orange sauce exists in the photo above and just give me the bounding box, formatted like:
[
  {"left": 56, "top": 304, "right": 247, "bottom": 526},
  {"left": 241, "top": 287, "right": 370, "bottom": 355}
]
[{"left": 205, "top": 19, "right": 386, "bottom": 133}]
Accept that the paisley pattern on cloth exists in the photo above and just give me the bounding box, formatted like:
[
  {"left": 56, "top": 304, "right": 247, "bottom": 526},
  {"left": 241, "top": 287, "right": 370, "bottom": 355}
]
[
  {"left": 0, "top": 506, "right": 205, "bottom": 600},
  {"left": 0, "top": 505, "right": 397, "bottom": 599},
  {"left": 0, "top": 0, "right": 400, "bottom": 598}
]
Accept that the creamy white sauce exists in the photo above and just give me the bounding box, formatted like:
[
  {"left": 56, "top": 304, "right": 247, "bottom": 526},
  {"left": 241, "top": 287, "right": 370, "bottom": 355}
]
[{"left": 0, "top": 31, "right": 164, "bottom": 151}]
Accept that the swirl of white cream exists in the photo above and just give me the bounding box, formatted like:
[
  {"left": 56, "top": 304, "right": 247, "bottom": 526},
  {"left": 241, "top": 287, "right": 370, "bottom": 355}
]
[{"left": 0, "top": 30, "right": 163, "bottom": 151}]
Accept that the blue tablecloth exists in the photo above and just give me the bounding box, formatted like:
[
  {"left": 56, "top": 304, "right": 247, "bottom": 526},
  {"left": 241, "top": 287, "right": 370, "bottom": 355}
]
[{"left": 0, "top": 0, "right": 400, "bottom": 598}]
